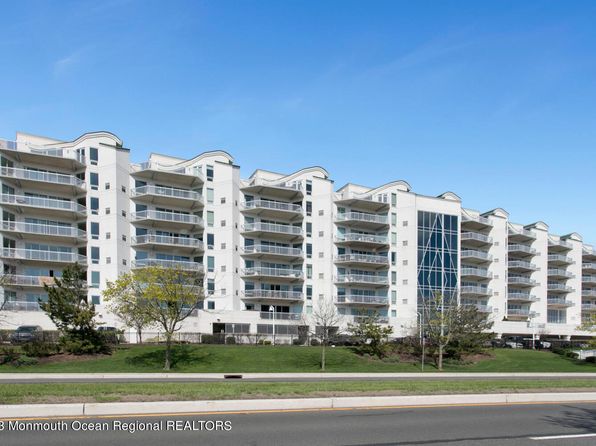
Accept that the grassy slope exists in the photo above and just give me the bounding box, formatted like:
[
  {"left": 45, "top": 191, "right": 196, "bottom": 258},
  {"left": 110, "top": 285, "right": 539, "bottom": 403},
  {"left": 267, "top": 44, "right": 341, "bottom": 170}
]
[
  {"left": 1, "top": 379, "right": 595, "bottom": 404},
  {"left": 0, "top": 345, "right": 594, "bottom": 373}
]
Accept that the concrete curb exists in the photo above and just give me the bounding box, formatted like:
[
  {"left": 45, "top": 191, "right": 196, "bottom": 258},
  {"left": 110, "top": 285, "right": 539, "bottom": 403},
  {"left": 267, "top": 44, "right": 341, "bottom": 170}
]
[
  {"left": 1, "top": 372, "right": 596, "bottom": 380},
  {"left": 1, "top": 392, "right": 596, "bottom": 419}
]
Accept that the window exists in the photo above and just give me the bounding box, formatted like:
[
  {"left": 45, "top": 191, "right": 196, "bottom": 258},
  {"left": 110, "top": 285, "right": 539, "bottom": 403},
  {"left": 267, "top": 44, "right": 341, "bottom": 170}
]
[
  {"left": 402, "top": 240, "right": 408, "bottom": 246},
  {"left": 391, "top": 232, "right": 397, "bottom": 245},
  {"left": 207, "top": 234, "right": 214, "bottom": 249},
  {"left": 391, "top": 213, "right": 397, "bottom": 226},
  {"left": 306, "top": 264, "right": 313, "bottom": 279},
  {"left": 392, "top": 272, "right": 397, "bottom": 285},
  {"left": 318, "top": 252, "right": 324, "bottom": 258},
  {"left": 122, "top": 235, "right": 127, "bottom": 242},
  {"left": 391, "top": 193, "right": 397, "bottom": 206},
  {"left": 106, "top": 232, "right": 111, "bottom": 239},
  {"left": 207, "top": 279, "right": 215, "bottom": 294},
  {"left": 105, "top": 182, "right": 110, "bottom": 190},
  {"left": 221, "top": 243, "right": 226, "bottom": 250},
  {"left": 91, "top": 295, "right": 100, "bottom": 305},
  {"left": 106, "top": 257, "right": 111, "bottom": 264},
  {"left": 220, "top": 220, "right": 226, "bottom": 227},
  {"left": 122, "top": 259, "right": 127, "bottom": 266},
  {"left": 402, "top": 220, "right": 408, "bottom": 227},
  {"left": 306, "top": 222, "right": 312, "bottom": 237},
  {"left": 90, "top": 172, "right": 99, "bottom": 190},
  {"left": 306, "top": 286, "right": 312, "bottom": 300},
  {"left": 91, "top": 271, "right": 100, "bottom": 288},
  {"left": 391, "top": 310, "right": 397, "bottom": 317},
  {"left": 391, "top": 291, "right": 397, "bottom": 304},
  {"left": 121, "top": 185, "right": 126, "bottom": 193},
  {"left": 207, "top": 301, "right": 215, "bottom": 310},
  {"left": 206, "top": 165, "right": 214, "bottom": 181},
  {"left": 90, "top": 147, "right": 98, "bottom": 165},
  {"left": 207, "top": 211, "right": 214, "bottom": 227},
  {"left": 220, "top": 197, "right": 226, "bottom": 204},
  {"left": 121, "top": 210, "right": 126, "bottom": 217},
  {"left": 318, "top": 209, "right": 324, "bottom": 216},
  {"left": 221, "top": 265, "right": 226, "bottom": 272},
  {"left": 105, "top": 207, "right": 111, "bottom": 215},
  {"left": 391, "top": 252, "right": 396, "bottom": 265},
  {"left": 306, "top": 243, "right": 312, "bottom": 259},
  {"left": 402, "top": 259, "right": 408, "bottom": 265},
  {"left": 318, "top": 231, "right": 324, "bottom": 237},
  {"left": 220, "top": 288, "right": 226, "bottom": 295},
  {"left": 206, "top": 188, "right": 214, "bottom": 204},
  {"left": 91, "top": 197, "right": 99, "bottom": 215},
  {"left": 402, "top": 298, "right": 408, "bottom": 304},
  {"left": 90, "top": 222, "right": 99, "bottom": 240},
  {"left": 207, "top": 256, "right": 215, "bottom": 272},
  {"left": 306, "top": 201, "right": 312, "bottom": 216},
  {"left": 402, "top": 279, "right": 408, "bottom": 285},
  {"left": 318, "top": 273, "right": 324, "bottom": 279},
  {"left": 306, "top": 180, "right": 312, "bottom": 195},
  {"left": 91, "top": 247, "right": 100, "bottom": 264}
]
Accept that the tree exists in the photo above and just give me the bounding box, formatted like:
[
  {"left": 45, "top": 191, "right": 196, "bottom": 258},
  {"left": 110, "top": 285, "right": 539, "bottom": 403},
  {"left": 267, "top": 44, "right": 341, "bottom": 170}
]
[
  {"left": 348, "top": 312, "right": 393, "bottom": 358},
  {"left": 421, "top": 293, "right": 493, "bottom": 370},
  {"left": 40, "top": 263, "right": 110, "bottom": 354},
  {"left": 306, "top": 297, "right": 343, "bottom": 371},
  {"left": 105, "top": 284, "right": 154, "bottom": 344},
  {"left": 103, "top": 266, "right": 204, "bottom": 370}
]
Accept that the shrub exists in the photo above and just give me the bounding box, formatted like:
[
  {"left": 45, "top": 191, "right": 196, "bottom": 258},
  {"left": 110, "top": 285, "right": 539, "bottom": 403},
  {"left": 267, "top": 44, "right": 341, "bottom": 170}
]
[
  {"left": 201, "top": 334, "right": 215, "bottom": 344},
  {"left": 310, "top": 339, "right": 320, "bottom": 346},
  {"left": 13, "top": 355, "right": 39, "bottom": 367},
  {"left": 585, "top": 356, "right": 596, "bottom": 363},
  {"left": 292, "top": 338, "right": 303, "bottom": 346},
  {"left": 22, "top": 340, "right": 59, "bottom": 357},
  {"left": 262, "top": 340, "right": 272, "bottom": 346},
  {"left": 60, "top": 336, "right": 112, "bottom": 355},
  {"left": 0, "top": 330, "right": 13, "bottom": 343},
  {"left": 225, "top": 336, "right": 236, "bottom": 345},
  {"left": 0, "top": 347, "right": 20, "bottom": 364},
  {"left": 565, "top": 351, "right": 579, "bottom": 359}
]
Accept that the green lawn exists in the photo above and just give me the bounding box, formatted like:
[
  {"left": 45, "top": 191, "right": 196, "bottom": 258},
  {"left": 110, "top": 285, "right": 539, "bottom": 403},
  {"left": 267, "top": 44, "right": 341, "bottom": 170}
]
[
  {"left": 0, "top": 345, "right": 594, "bottom": 373},
  {"left": 1, "top": 379, "right": 595, "bottom": 404}
]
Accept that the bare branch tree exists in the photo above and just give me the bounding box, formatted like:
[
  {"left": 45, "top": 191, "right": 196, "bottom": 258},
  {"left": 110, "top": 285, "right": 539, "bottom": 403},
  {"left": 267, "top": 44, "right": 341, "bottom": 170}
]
[{"left": 304, "top": 297, "right": 343, "bottom": 371}]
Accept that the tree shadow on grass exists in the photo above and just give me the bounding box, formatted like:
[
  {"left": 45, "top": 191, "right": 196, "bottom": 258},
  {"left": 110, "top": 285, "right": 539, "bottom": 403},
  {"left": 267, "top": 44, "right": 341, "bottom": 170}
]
[{"left": 124, "top": 345, "right": 210, "bottom": 370}]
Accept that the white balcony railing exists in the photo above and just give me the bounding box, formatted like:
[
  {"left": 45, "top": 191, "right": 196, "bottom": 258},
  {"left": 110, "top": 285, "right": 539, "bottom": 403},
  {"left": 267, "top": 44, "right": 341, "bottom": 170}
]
[
  {"left": 0, "top": 166, "right": 85, "bottom": 188},
  {"left": 0, "top": 221, "right": 86, "bottom": 239},
  {"left": 582, "top": 303, "right": 596, "bottom": 311},
  {"left": 548, "top": 254, "right": 574, "bottom": 264},
  {"left": 508, "top": 244, "right": 537, "bottom": 255},
  {"left": 582, "top": 289, "right": 596, "bottom": 298},
  {"left": 335, "top": 274, "right": 389, "bottom": 285},
  {"left": 131, "top": 185, "right": 203, "bottom": 202},
  {"left": 0, "top": 138, "right": 86, "bottom": 164},
  {"left": 132, "top": 210, "right": 203, "bottom": 226},
  {"left": 335, "top": 253, "right": 388, "bottom": 265},
  {"left": 0, "top": 248, "right": 86, "bottom": 263},
  {"left": 335, "top": 233, "right": 389, "bottom": 244},
  {"left": 460, "top": 267, "right": 492, "bottom": 279},
  {"left": 336, "top": 295, "right": 389, "bottom": 305},
  {"left": 134, "top": 161, "right": 205, "bottom": 181},
  {"left": 548, "top": 269, "right": 574, "bottom": 278},
  {"left": 547, "top": 298, "right": 574, "bottom": 307},
  {"left": 242, "top": 267, "right": 304, "bottom": 279},
  {"left": 461, "top": 232, "right": 492, "bottom": 244},
  {"left": 243, "top": 290, "right": 304, "bottom": 300},
  {"left": 336, "top": 212, "right": 388, "bottom": 225},
  {"left": 241, "top": 245, "right": 303, "bottom": 257},
  {"left": 508, "top": 260, "right": 538, "bottom": 270},
  {"left": 583, "top": 263, "right": 596, "bottom": 270},
  {"left": 547, "top": 283, "right": 574, "bottom": 293},
  {"left": 507, "top": 309, "right": 532, "bottom": 317},
  {"left": 132, "top": 258, "right": 204, "bottom": 272},
  {"left": 0, "top": 300, "right": 43, "bottom": 312},
  {"left": 245, "top": 177, "right": 302, "bottom": 191},
  {"left": 461, "top": 249, "right": 492, "bottom": 261},
  {"left": 242, "top": 222, "right": 303, "bottom": 236},
  {"left": 582, "top": 276, "right": 596, "bottom": 283},
  {"left": 509, "top": 227, "right": 536, "bottom": 239},
  {"left": 5, "top": 275, "right": 57, "bottom": 287},
  {"left": 259, "top": 312, "right": 302, "bottom": 320},
  {"left": 508, "top": 276, "right": 538, "bottom": 286},
  {"left": 243, "top": 200, "right": 302, "bottom": 213},
  {"left": 0, "top": 194, "right": 86, "bottom": 214},
  {"left": 508, "top": 292, "right": 539, "bottom": 302},
  {"left": 461, "top": 285, "right": 491, "bottom": 296},
  {"left": 462, "top": 214, "right": 492, "bottom": 226},
  {"left": 133, "top": 234, "right": 204, "bottom": 250}
]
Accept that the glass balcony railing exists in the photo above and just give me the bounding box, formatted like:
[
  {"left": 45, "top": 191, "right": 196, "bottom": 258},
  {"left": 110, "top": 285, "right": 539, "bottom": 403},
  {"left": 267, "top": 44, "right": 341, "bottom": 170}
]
[
  {"left": 0, "top": 300, "right": 43, "bottom": 312},
  {"left": 0, "top": 221, "right": 86, "bottom": 239},
  {"left": 132, "top": 210, "right": 203, "bottom": 226},
  {"left": 243, "top": 290, "right": 304, "bottom": 300},
  {"left": 548, "top": 269, "right": 574, "bottom": 278},
  {"left": 547, "top": 297, "right": 574, "bottom": 307},
  {"left": 582, "top": 289, "right": 596, "bottom": 298},
  {"left": 0, "top": 138, "right": 86, "bottom": 164},
  {"left": 583, "top": 263, "right": 596, "bottom": 270},
  {"left": 259, "top": 312, "right": 302, "bottom": 320},
  {"left": 508, "top": 260, "right": 538, "bottom": 270},
  {"left": 0, "top": 194, "right": 86, "bottom": 214},
  {"left": 133, "top": 161, "right": 205, "bottom": 181},
  {"left": 461, "top": 249, "right": 492, "bottom": 261},
  {"left": 335, "top": 274, "right": 389, "bottom": 285},
  {"left": 462, "top": 214, "right": 492, "bottom": 226},
  {"left": 582, "top": 303, "right": 596, "bottom": 311},
  {"left": 241, "top": 245, "right": 303, "bottom": 257},
  {"left": 133, "top": 234, "right": 204, "bottom": 250},
  {"left": 508, "top": 244, "right": 536, "bottom": 255},
  {"left": 335, "top": 233, "right": 389, "bottom": 244},
  {"left": 243, "top": 200, "right": 303, "bottom": 213},
  {"left": 242, "top": 267, "right": 304, "bottom": 279},
  {"left": 582, "top": 276, "right": 596, "bottom": 283},
  {"left": 548, "top": 254, "right": 574, "bottom": 264},
  {"left": 336, "top": 212, "right": 388, "bottom": 225},
  {"left": 131, "top": 185, "right": 203, "bottom": 202},
  {"left": 335, "top": 253, "right": 388, "bottom": 265},
  {"left": 547, "top": 283, "right": 574, "bottom": 293},
  {"left": 0, "top": 248, "right": 86, "bottom": 263},
  {"left": 507, "top": 276, "right": 537, "bottom": 286},
  {"left": 132, "top": 258, "right": 204, "bottom": 272},
  {"left": 507, "top": 292, "right": 539, "bottom": 302},
  {"left": 461, "top": 232, "right": 492, "bottom": 243},
  {"left": 507, "top": 308, "right": 532, "bottom": 317},
  {"left": 461, "top": 267, "right": 492, "bottom": 279},
  {"left": 242, "top": 222, "right": 303, "bottom": 236},
  {"left": 508, "top": 227, "right": 536, "bottom": 239},
  {"left": 0, "top": 167, "right": 85, "bottom": 188},
  {"left": 4, "top": 275, "right": 57, "bottom": 287},
  {"left": 461, "top": 285, "right": 491, "bottom": 296},
  {"left": 336, "top": 295, "right": 389, "bottom": 305}
]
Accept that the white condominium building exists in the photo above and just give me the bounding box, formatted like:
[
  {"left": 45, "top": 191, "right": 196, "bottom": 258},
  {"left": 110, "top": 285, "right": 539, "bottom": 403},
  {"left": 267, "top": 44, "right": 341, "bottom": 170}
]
[{"left": 0, "top": 131, "right": 594, "bottom": 340}]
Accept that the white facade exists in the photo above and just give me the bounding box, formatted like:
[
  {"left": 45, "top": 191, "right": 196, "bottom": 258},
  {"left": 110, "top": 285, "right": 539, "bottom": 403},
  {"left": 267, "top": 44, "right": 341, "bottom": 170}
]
[{"left": 1, "top": 131, "right": 594, "bottom": 340}]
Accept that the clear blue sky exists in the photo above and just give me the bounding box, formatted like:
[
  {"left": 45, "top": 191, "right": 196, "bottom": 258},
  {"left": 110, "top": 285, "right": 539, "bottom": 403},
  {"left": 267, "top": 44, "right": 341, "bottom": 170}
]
[{"left": 1, "top": 1, "right": 595, "bottom": 241}]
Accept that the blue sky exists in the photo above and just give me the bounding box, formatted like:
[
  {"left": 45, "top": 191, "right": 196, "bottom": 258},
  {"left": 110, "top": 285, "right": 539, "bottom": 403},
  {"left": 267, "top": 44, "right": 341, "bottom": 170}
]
[{"left": 1, "top": 1, "right": 595, "bottom": 241}]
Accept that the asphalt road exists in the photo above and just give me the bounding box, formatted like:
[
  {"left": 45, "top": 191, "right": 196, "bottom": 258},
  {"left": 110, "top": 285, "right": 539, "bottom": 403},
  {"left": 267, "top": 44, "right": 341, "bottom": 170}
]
[{"left": 1, "top": 402, "right": 595, "bottom": 446}]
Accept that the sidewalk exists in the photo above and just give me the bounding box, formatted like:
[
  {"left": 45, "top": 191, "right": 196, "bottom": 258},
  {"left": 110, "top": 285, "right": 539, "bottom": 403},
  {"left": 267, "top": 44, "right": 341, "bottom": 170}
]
[
  {"left": 1, "top": 392, "right": 596, "bottom": 419},
  {"left": 0, "top": 372, "right": 595, "bottom": 381}
]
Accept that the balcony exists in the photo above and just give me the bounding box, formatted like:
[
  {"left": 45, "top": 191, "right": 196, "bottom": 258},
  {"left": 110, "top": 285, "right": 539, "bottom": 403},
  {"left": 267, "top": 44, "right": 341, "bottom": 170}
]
[
  {"left": 335, "top": 253, "right": 388, "bottom": 268},
  {"left": 132, "top": 258, "right": 204, "bottom": 272},
  {"left": 335, "top": 212, "right": 389, "bottom": 230},
  {"left": 242, "top": 200, "right": 303, "bottom": 219},
  {"left": 461, "top": 249, "right": 492, "bottom": 263},
  {"left": 0, "top": 248, "right": 86, "bottom": 264},
  {"left": 507, "top": 308, "right": 532, "bottom": 318},
  {"left": 335, "top": 233, "right": 389, "bottom": 248},
  {"left": 583, "top": 263, "right": 596, "bottom": 272},
  {"left": 582, "top": 275, "right": 596, "bottom": 285},
  {"left": 548, "top": 269, "right": 574, "bottom": 279},
  {"left": 0, "top": 194, "right": 86, "bottom": 218},
  {"left": 508, "top": 244, "right": 537, "bottom": 256},
  {"left": 508, "top": 260, "right": 539, "bottom": 272},
  {"left": 132, "top": 210, "right": 203, "bottom": 230},
  {"left": 334, "top": 274, "right": 389, "bottom": 287},
  {"left": 0, "top": 167, "right": 85, "bottom": 194},
  {"left": 4, "top": 275, "right": 56, "bottom": 288},
  {"left": 548, "top": 254, "right": 574, "bottom": 266},
  {"left": 350, "top": 314, "right": 390, "bottom": 324},
  {"left": 508, "top": 276, "right": 538, "bottom": 287},
  {"left": 0, "top": 138, "right": 85, "bottom": 169},
  {"left": 131, "top": 161, "right": 204, "bottom": 187},
  {"left": 242, "top": 290, "right": 304, "bottom": 302},
  {"left": 336, "top": 295, "right": 389, "bottom": 306},
  {"left": 132, "top": 234, "right": 204, "bottom": 252},
  {"left": 242, "top": 222, "right": 304, "bottom": 240},
  {"left": 582, "top": 303, "right": 596, "bottom": 312},
  {"left": 461, "top": 285, "right": 492, "bottom": 297},
  {"left": 548, "top": 238, "right": 573, "bottom": 251},
  {"left": 241, "top": 245, "right": 303, "bottom": 261},
  {"left": 508, "top": 226, "right": 536, "bottom": 242},
  {"left": 335, "top": 192, "right": 390, "bottom": 212},
  {"left": 547, "top": 283, "right": 574, "bottom": 293},
  {"left": 461, "top": 213, "right": 492, "bottom": 230},
  {"left": 131, "top": 185, "right": 203, "bottom": 209},
  {"left": 0, "top": 300, "right": 42, "bottom": 312},
  {"left": 242, "top": 178, "right": 303, "bottom": 200},
  {"left": 582, "top": 289, "right": 596, "bottom": 298},
  {"left": 461, "top": 267, "right": 492, "bottom": 280},
  {"left": 547, "top": 297, "right": 574, "bottom": 308},
  {"left": 0, "top": 221, "right": 86, "bottom": 243},
  {"left": 259, "top": 312, "right": 302, "bottom": 321},
  {"left": 241, "top": 267, "right": 304, "bottom": 281},
  {"left": 463, "top": 303, "right": 493, "bottom": 313},
  {"left": 507, "top": 292, "right": 539, "bottom": 302},
  {"left": 461, "top": 232, "right": 492, "bottom": 247}
]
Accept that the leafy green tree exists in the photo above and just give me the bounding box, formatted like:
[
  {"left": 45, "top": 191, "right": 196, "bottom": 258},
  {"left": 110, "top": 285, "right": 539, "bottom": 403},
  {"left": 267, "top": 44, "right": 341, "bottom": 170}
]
[
  {"left": 104, "top": 266, "right": 204, "bottom": 370},
  {"left": 348, "top": 312, "right": 393, "bottom": 358},
  {"left": 40, "top": 263, "right": 110, "bottom": 354}
]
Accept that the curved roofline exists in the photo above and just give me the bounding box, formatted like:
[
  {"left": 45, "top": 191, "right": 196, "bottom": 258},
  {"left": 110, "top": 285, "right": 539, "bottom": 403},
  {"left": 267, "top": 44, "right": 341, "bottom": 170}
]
[
  {"left": 337, "top": 180, "right": 412, "bottom": 193},
  {"left": 525, "top": 221, "right": 549, "bottom": 231},
  {"left": 561, "top": 232, "right": 582, "bottom": 242},
  {"left": 437, "top": 191, "right": 461, "bottom": 202},
  {"left": 145, "top": 150, "right": 235, "bottom": 168},
  {"left": 62, "top": 131, "right": 124, "bottom": 147},
  {"left": 482, "top": 207, "right": 509, "bottom": 218},
  {"left": 248, "top": 166, "right": 330, "bottom": 181}
]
